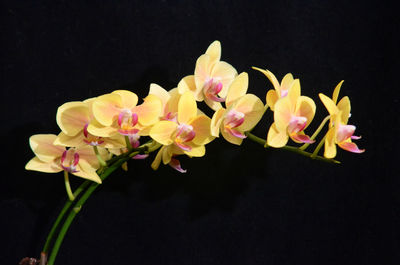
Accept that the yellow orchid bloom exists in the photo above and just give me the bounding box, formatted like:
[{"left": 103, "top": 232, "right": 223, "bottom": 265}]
[
  {"left": 178, "top": 41, "right": 237, "bottom": 110},
  {"left": 25, "top": 134, "right": 108, "bottom": 183},
  {"left": 319, "top": 81, "right": 365, "bottom": 158},
  {"left": 252, "top": 67, "right": 296, "bottom": 111},
  {"left": 149, "top": 91, "right": 214, "bottom": 172},
  {"left": 54, "top": 99, "right": 125, "bottom": 148},
  {"left": 210, "top": 72, "right": 264, "bottom": 145},
  {"left": 88, "top": 90, "right": 162, "bottom": 148},
  {"left": 148, "top": 83, "right": 181, "bottom": 122},
  {"left": 267, "top": 79, "right": 316, "bottom": 147}
]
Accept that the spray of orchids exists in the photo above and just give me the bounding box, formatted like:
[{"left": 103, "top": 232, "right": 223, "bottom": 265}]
[{"left": 23, "top": 41, "right": 364, "bottom": 265}]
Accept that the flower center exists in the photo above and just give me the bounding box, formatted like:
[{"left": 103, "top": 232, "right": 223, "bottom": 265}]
[
  {"left": 223, "top": 109, "right": 246, "bottom": 139},
  {"left": 61, "top": 148, "right": 80, "bottom": 173},
  {"left": 287, "top": 116, "right": 307, "bottom": 134},
  {"left": 163, "top": 111, "right": 178, "bottom": 123},
  {"left": 83, "top": 123, "right": 104, "bottom": 146},
  {"left": 336, "top": 124, "right": 356, "bottom": 143},
  {"left": 174, "top": 123, "right": 195, "bottom": 151},
  {"left": 224, "top": 109, "right": 245, "bottom": 129},
  {"left": 118, "top": 109, "right": 139, "bottom": 136},
  {"left": 203, "top": 78, "right": 225, "bottom": 102},
  {"left": 280, "top": 89, "right": 289, "bottom": 97}
]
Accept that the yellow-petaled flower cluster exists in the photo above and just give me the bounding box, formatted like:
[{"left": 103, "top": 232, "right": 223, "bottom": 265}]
[{"left": 26, "top": 40, "right": 364, "bottom": 184}]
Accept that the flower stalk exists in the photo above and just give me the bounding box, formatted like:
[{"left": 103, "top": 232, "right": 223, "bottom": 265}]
[
  {"left": 23, "top": 40, "right": 363, "bottom": 264},
  {"left": 245, "top": 132, "right": 340, "bottom": 164}
]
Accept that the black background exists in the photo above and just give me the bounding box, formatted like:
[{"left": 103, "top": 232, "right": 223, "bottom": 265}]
[{"left": 1, "top": 1, "right": 399, "bottom": 264}]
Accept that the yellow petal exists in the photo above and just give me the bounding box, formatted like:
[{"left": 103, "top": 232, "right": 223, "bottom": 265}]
[
  {"left": 134, "top": 94, "right": 162, "bottom": 126},
  {"left": 25, "top": 157, "right": 63, "bottom": 173},
  {"left": 103, "top": 135, "right": 126, "bottom": 149},
  {"left": 226, "top": 72, "right": 248, "bottom": 107},
  {"left": 204, "top": 97, "right": 222, "bottom": 111},
  {"left": 295, "top": 96, "right": 316, "bottom": 129},
  {"left": 149, "top": 83, "right": 170, "bottom": 110},
  {"left": 149, "top": 121, "right": 178, "bottom": 145},
  {"left": 324, "top": 127, "right": 337, "bottom": 158},
  {"left": 76, "top": 145, "right": 104, "bottom": 168},
  {"left": 184, "top": 144, "right": 206, "bottom": 157},
  {"left": 332, "top": 80, "right": 344, "bottom": 105},
  {"left": 210, "top": 61, "right": 237, "bottom": 98},
  {"left": 177, "top": 75, "right": 201, "bottom": 99},
  {"left": 252, "top": 67, "right": 281, "bottom": 95},
  {"left": 166, "top": 88, "right": 181, "bottom": 114},
  {"left": 151, "top": 147, "right": 164, "bottom": 170},
  {"left": 92, "top": 93, "right": 121, "bottom": 126},
  {"left": 235, "top": 94, "right": 264, "bottom": 131},
  {"left": 337, "top": 96, "right": 351, "bottom": 124},
  {"left": 56, "top": 102, "right": 90, "bottom": 136},
  {"left": 287, "top": 79, "right": 300, "bottom": 106},
  {"left": 210, "top": 108, "right": 226, "bottom": 137},
  {"left": 190, "top": 115, "right": 214, "bottom": 145},
  {"left": 87, "top": 119, "right": 118, "bottom": 137},
  {"left": 266, "top": 89, "right": 279, "bottom": 111},
  {"left": 319, "top": 93, "right": 338, "bottom": 116},
  {"left": 162, "top": 145, "right": 173, "bottom": 164},
  {"left": 205, "top": 40, "right": 221, "bottom": 66},
  {"left": 73, "top": 159, "right": 102, "bottom": 183},
  {"left": 54, "top": 131, "right": 85, "bottom": 147},
  {"left": 111, "top": 90, "right": 138, "bottom": 109},
  {"left": 137, "top": 124, "right": 152, "bottom": 136},
  {"left": 280, "top": 73, "right": 294, "bottom": 92},
  {"left": 195, "top": 54, "right": 212, "bottom": 96},
  {"left": 178, "top": 91, "right": 197, "bottom": 124},
  {"left": 221, "top": 127, "right": 243, "bottom": 145},
  {"left": 273, "top": 97, "right": 293, "bottom": 131},
  {"left": 30, "top": 134, "right": 65, "bottom": 162},
  {"left": 267, "top": 123, "right": 289, "bottom": 148}
]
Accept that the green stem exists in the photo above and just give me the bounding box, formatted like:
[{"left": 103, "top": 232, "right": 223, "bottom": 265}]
[
  {"left": 46, "top": 141, "right": 161, "bottom": 265},
  {"left": 63, "top": 171, "right": 75, "bottom": 201},
  {"left": 42, "top": 180, "right": 90, "bottom": 254},
  {"left": 125, "top": 135, "right": 132, "bottom": 150},
  {"left": 93, "top": 146, "right": 107, "bottom": 167},
  {"left": 245, "top": 132, "right": 340, "bottom": 164},
  {"left": 311, "top": 134, "right": 327, "bottom": 158},
  {"left": 299, "top": 115, "right": 330, "bottom": 151}
]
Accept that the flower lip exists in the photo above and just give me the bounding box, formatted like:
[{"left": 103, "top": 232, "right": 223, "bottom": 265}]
[
  {"left": 61, "top": 149, "right": 80, "bottom": 173},
  {"left": 163, "top": 112, "right": 178, "bottom": 122},
  {"left": 174, "top": 123, "right": 195, "bottom": 151},
  {"left": 83, "top": 123, "right": 104, "bottom": 146},
  {"left": 287, "top": 116, "right": 308, "bottom": 134},
  {"left": 336, "top": 124, "right": 356, "bottom": 143},
  {"left": 118, "top": 109, "right": 138, "bottom": 127},
  {"left": 117, "top": 110, "right": 139, "bottom": 136},
  {"left": 203, "top": 78, "right": 225, "bottom": 102},
  {"left": 224, "top": 109, "right": 245, "bottom": 129},
  {"left": 281, "top": 89, "right": 289, "bottom": 97}
]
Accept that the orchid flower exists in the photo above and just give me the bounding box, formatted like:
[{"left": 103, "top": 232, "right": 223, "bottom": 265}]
[
  {"left": 149, "top": 91, "right": 214, "bottom": 172},
  {"left": 25, "top": 134, "right": 109, "bottom": 183},
  {"left": 148, "top": 83, "right": 181, "bottom": 122},
  {"left": 319, "top": 81, "right": 365, "bottom": 158},
  {"left": 178, "top": 41, "right": 237, "bottom": 110},
  {"left": 267, "top": 79, "right": 316, "bottom": 147},
  {"left": 88, "top": 90, "right": 162, "bottom": 147},
  {"left": 210, "top": 72, "right": 264, "bottom": 145},
  {"left": 54, "top": 99, "right": 125, "bottom": 148},
  {"left": 252, "top": 67, "right": 296, "bottom": 111}
]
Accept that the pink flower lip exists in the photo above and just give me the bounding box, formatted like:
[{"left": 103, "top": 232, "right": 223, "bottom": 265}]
[
  {"left": 288, "top": 116, "right": 307, "bottom": 134},
  {"left": 61, "top": 149, "right": 80, "bottom": 173},
  {"left": 169, "top": 157, "right": 187, "bottom": 173},
  {"left": 203, "top": 79, "right": 225, "bottom": 102}
]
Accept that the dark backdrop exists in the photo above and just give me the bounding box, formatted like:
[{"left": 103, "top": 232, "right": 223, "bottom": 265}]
[{"left": 1, "top": 1, "right": 399, "bottom": 265}]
